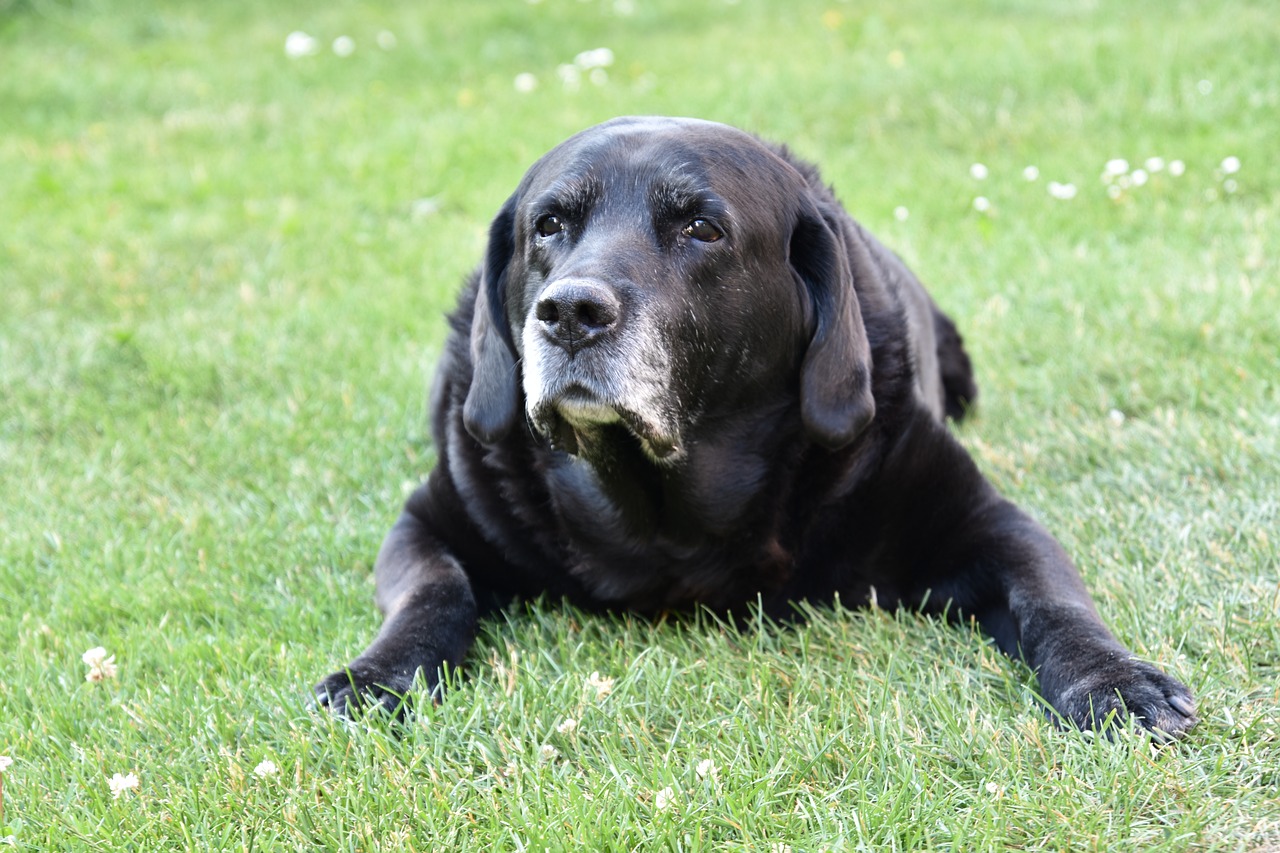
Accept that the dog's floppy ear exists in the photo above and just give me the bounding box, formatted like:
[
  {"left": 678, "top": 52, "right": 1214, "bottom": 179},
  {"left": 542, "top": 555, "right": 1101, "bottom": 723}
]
[
  {"left": 790, "top": 202, "right": 876, "bottom": 449},
  {"left": 463, "top": 197, "right": 521, "bottom": 444}
]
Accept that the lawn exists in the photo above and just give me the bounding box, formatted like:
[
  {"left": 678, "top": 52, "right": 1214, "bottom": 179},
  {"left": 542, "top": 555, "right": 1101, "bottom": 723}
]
[{"left": 1, "top": 0, "right": 1277, "bottom": 848}]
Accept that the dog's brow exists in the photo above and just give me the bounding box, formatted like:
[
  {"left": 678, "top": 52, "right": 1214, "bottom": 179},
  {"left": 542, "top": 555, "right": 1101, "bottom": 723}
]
[
  {"left": 533, "top": 174, "right": 601, "bottom": 220},
  {"left": 649, "top": 175, "right": 722, "bottom": 220}
]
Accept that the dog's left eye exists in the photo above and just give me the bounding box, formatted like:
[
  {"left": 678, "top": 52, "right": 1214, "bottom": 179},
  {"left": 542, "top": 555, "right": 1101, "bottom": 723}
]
[
  {"left": 535, "top": 214, "right": 566, "bottom": 238},
  {"left": 682, "top": 219, "right": 723, "bottom": 243}
]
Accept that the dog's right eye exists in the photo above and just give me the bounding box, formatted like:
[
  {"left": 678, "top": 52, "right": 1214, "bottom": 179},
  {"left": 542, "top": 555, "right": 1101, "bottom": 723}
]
[{"left": 535, "top": 214, "right": 565, "bottom": 238}]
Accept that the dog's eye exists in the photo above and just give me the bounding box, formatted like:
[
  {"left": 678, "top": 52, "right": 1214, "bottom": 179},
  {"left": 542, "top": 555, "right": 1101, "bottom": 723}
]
[
  {"left": 682, "top": 218, "right": 723, "bottom": 243},
  {"left": 535, "top": 214, "right": 565, "bottom": 238}
]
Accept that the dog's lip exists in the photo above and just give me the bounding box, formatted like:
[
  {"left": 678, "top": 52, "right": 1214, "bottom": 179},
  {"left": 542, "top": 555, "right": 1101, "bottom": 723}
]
[{"left": 533, "top": 389, "right": 680, "bottom": 460}]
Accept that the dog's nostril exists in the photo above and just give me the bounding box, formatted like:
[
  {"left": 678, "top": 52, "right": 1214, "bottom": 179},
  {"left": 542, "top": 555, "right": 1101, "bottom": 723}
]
[
  {"left": 576, "top": 299, "right": 616, "bottom": 330},
  {"left": 535, "top": 300, "right": 560, "bottom": 324}
]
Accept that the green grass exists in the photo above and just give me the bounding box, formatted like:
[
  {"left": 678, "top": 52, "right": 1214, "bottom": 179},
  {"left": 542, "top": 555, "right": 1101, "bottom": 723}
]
[{"left": 2, "top": 0, "right": 1278, "bottom": 848}]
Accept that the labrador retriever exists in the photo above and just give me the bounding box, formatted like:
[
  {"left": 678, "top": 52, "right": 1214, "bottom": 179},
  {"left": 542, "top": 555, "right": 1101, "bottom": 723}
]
[{"left": 316, "top": 117, "right": 1196, "bottom": 737}]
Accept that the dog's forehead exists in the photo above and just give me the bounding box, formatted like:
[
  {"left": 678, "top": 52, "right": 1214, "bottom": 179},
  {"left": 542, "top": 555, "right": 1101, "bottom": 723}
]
[{"left": 521, "top": 117, "right": 802, "bottom": 202}]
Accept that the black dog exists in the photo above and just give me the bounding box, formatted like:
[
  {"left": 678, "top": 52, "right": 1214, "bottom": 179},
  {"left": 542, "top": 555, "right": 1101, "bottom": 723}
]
[{"left": 316, "top": 117, "right": 1195, "bottom": 737}]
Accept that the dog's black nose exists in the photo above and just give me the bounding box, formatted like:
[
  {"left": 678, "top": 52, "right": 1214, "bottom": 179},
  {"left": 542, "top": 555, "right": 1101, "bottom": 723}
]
[{"left": 535, "top": 280, "right": 621, "bottom": 352}]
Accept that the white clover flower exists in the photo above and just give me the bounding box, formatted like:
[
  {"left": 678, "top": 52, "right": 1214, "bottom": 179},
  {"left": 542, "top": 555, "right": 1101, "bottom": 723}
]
[
  {"left": 1131, "top": 168, "right": 1149, "bottom": 187},
  {"left": 1047, "top": 181, "right": 1077, "bottom": 200},
  {"left": 332, "top": 36, "right": 355, "bottom": 57},
  {"left": 284, "top": 31, "right": 319, "bottom": 58},
  {"left": 654, "top": 786, "right": 675, "bottom": 810},
  {"left": 557, "top": 64, "right": 582, "bottom": 91},
  {"left": 514, "top": 72, "right": 538, "bottom": 93},
  {"left": 695, "top": 758, "right": 718, "bottom": 779},
  {"left": 1104, "top": 159, "right": 1129, "bottom": 178},
  {"left": 585, "top": 671, "right": 614, "bottom": 699},
  {"left": 1022, "top": 165, "right": 1039, "bottom": 181},
  {"left": 109, "top": 772, "right": 139, "bottom": 798},
  {"left": 969, "top": 162, "right": 989, "bottom": 180},
  {"left": 1108, "top": 409, "right": 1126, "bottom": 427},
  {"left": 1221, "top": 156, "right": 1240, "bottom": 174},
  {"left": 376, "top": 31, "right": 397, "bottom": 50},
  {"left": 1145, "top": 157, "right": 1165, "bottom": 173},
  {"left": 0, "top": 755, "right": 13, "bottom": 772},
  {"left": 556, "top": 717, "right": 578, "bottom": 735},
  {"left": 893, "top": 206, "right": 909, "bottom": 222},
  {"left": 1197, "top": 79, "right": 1213, "bottom": 95},
  {"left": 253, "top": 759, "right": 278, "bottom": 777},
  {"left": 538, "top": 744, "right": 559, "bottom": 761},
  {"left": 83, "top": 647, "right": 118, "bottom": 682},
  {"left": 1168, "top": 159, "right": 1186, "bottom": 177},
  {"left": 574, "top": 48, "right": 615, "bottom": 70},
  {"left": 972, "top": 196, "right": 991, "bottom": 213}
]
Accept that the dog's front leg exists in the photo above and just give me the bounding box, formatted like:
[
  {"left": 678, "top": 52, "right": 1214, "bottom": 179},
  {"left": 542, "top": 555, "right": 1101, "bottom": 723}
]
[
  {"left": 315, "top": 510, "right": 478, "bottom": 718},
  {"left": 962, "top": 503, "right": 1197, "bottom": 738}
]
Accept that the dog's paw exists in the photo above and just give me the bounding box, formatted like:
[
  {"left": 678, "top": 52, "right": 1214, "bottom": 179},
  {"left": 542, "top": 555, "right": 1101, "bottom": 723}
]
[
  {"left": 313, "top": 662, "right": 416, "bottom": 720},
  {"left": 1047, "top": 656, "right": 1196, "bottom": 740}
]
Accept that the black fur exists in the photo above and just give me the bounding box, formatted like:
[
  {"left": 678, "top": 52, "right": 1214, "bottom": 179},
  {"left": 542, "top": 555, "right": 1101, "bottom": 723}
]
[{"left": 315, "top": 117, "right": 1195, "bottom": 738}]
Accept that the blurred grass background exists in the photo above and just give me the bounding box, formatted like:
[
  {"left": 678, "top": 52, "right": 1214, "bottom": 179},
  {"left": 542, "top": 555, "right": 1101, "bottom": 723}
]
[{"left": 1, "top": 0, "right": 1277, "bottom": 848}]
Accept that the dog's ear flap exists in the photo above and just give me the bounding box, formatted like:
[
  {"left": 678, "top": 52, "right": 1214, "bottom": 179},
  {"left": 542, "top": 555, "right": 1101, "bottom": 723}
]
[
  {"left": 463, "top": 197, "right": 522, "bottom": 445},
  {"left": 791, "top": 203, "right": 876, "bottom": 450}
]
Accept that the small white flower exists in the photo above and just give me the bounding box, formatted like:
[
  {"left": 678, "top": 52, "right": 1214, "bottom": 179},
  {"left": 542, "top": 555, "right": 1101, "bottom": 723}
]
[
  {"left": 972, "top": 196, "right": 991, "bottom": 213},
  {"left": 556, "top": 717, "right": 578, "bottom": 735},
  {"left": 411, "top": 197, "right": 441, "bottom": 219},
  {"left": 1107, "top": 184, "right": 1123, "bottom": 200},
  {"left": 1220, "top": 156, "right": 1240, "bottom": 174},
  {"left": 585, "top": 671, "right": 614, "bottom": 699},
  {"left": 969, "top": 162, "right": 989, "bottom": 180},
  {"left": 538, "top": 744, "right": 559, "bottom": 761},
  {"left": 1197, "top": 79, "right": 1213, "bottom": 95},
  {"left": 893, "top": 205, "right": 909, "bottom": 222},
  {"left": 1104, "top": 158, "right": 1129, "bottom": 177},
  {"left": 1022, "top": 165, "right": 1039, "bottom": 181},
  {"left": 1145, "top": 157, "right": 1165, "bottom": 173},
  {"left": 253, "top": 759, "right": 278, "bottom": 777},
  {"left": 1108, "top": 409, "right": 1126, "bottom": 426},
  {"left": 1131, "top": 168, "right": 1149, "bottom": 187},
  {"left": 284, "top": 31, "right": 319, "bottom": 58},
  {"left": 574, "top": 48, "right": 614, "bottom": 70},
  {"left": 654, "top": 785, "right": 675, "bottom": 810},
  {"left": 695, "top": 758, "right": 718, "bottom": 779},
  {"left": 83, "top": 647, "right": 118, "bottom": 682},
  {"left": 514, "top": 72, "right": 538, "bottom": 93},
  {"left": 557, "top": 64, "right": 582, "bottom": 91},
  {"left": 0, "top": 755, "right": 13, "bottom": 772},
  {"left": 588, "top": 68, "right": 609, "bottom": 87},
  {"left": 1168, "top": 159, "right": 1186, "bottom": 177},
  {"left": 1047, "top": 181, "right": 1077, "bottom": 200},
  {"left": 1223, "top": 179, "right": 1238, "bottom": 194},
  {"left": 984, "top": 780, "right": 1005, "bottom": 796},
  {"left": 332, "top": 36, "right": 355, "bottom": 57},
  {"left": 109, "top": 772, "right": 139, "bottom": 798},
  {"left": 376, "top": 30, "right": 397, "bottom": 50}
]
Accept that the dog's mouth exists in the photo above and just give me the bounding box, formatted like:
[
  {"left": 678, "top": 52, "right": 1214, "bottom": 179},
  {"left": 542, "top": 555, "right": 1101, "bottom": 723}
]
[{"left": 532, "top": 387, "right": 681, "bottom": 461}]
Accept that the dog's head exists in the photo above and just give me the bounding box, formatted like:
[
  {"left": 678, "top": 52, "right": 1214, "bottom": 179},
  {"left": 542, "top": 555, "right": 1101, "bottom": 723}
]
[{"left": 463, "top": 117, "right": 874, "bottom": 464}]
